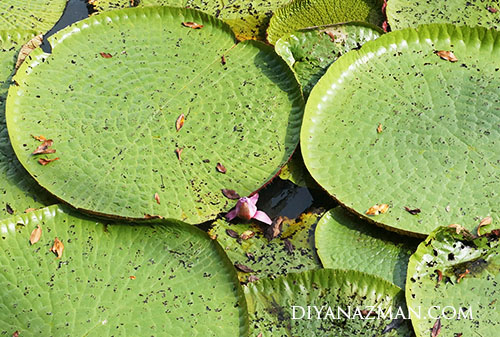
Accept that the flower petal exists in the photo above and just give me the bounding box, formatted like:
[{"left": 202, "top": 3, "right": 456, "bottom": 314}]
[
  {"left": 249, "top": 193, "right": 259, "bottom": 206},
  {"left": 225, "top": 208, "right": 238, "bottom": 221},
  {"left": 253, "top": 210, "right": 272, "bottom": 225}
]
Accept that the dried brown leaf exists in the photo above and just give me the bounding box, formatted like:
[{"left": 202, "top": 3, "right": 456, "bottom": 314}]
[
  {"left": 50, "top": 237, "right": 64, "bottom": 258},
  {"left": 32, "top": 139, "right": 55, "bottom": 155},
  {"left": 129, "top": 275, "right": 136, "bottom": 280},
  {"left": 435, "top": 50, "right": 458, "bottom": 62},
  {"left": 488, "top": 6, "right": 498, "bottom": 13},
  {"left": 235, "top": 263, "right": 254, "bottom": 273},
  {"left": 182, "top": 22, "right": 203, "bottom": 29},
  {"left": 225, "top": 229, "right": 238, "bottom": 238},
  {"left": 477, "top": 216, "right": 492, "bottom": 236},
  {"left": 175, "top": 114, "right": 185, "bottom": 131},
  {"left": 38, "top": 157, "right": 59, "bottom": 165},
  {"left": 404, "top": 206, "right": 421, "bottom": 215},
  {"left": 240, "top": 230, "right": 255, "bottom": 240},
  {"left": 24, "top": 208, "right": 36, "bottom": 213},
  {"left": 265, "top": 216, "right": 283, "bottom": 241},
  {"left": 378, "top": 204, "right": 389, "bottom": 214},
  {"left": 325, "top": 31, "right": 336, "bottom": 42},
  {"left": 6, "top": 203, "right": 14, "bottom": 215},
  {"left": 16, "top": 34, "right": 43, "bottom": 69},
  {"left": 436, "top": 269, "right": 443, "bottom": 284},
  {"left": 154, "top": 192, "right": 160, "bottom": 205},
  {"left": 30, "top": 225, "right": 42, "bottom": 245},
  {"left": 31, "top": 135, "right": 46, "bottom": 142},
  {"left": 377, "top": 124, "right": 383, "bottom": 133},
  {"left": 457, "top": 269, "right": 470, "bottom": 283},
  {"left": 100, "top": 52, "right": 112, "bottom": 58},
  {"left": 216, "top": 163, "right": 227, "bottom": 174},
  {"left": 284, "top": 238, "right": 294, "bottom": 254},
  {"left": 221, "top": 189, "right": 240, "bottom": 200},
  {"left": 366, "top": 204, "right": 389, "bottom": 215},
  {"left": 175, "top": 148, "right": 183, "bottom": 161},
  {"left": 431, "top": 318, "right": 441, "bottom": 337},
  {"left": 144, "top": 214, "right": 164, "bottom": 219},
  {"left": 12, "top": 331, "right": 19, "bottom": 337},
  {"left": 247, "top": 275, "right": 259, "bottom": 283}
]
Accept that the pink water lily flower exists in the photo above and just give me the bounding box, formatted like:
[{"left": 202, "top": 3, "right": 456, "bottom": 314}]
[{"left": 225, "top": 193, "right": 272, "bottom": 225}]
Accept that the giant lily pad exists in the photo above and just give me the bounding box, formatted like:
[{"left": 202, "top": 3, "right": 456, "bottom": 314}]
[
  {"left": 0, "top": 30, "right": 55, "bottom": 219},
  {"left": 0, "top": 0, "right": 67, "bottom": 33},
  {"left": 316, "top": 207, "right": 419, "bottom": 288},
  {"left": 244, "top": 269, "right": 413, "bottom": 336},
  {"left": 387, "top": 0, "right": 500, "bottom": 31},
  {"left": 6, "top": 7, "right": 303, "bottom": 224},
  {"left": 209, "top": 209, "right": 323, "bottom": 283},
  {"left": 266, "top": 0, "right": 384, "bottom": 45},
  {"left": 302, "top": 24, "right": 500, "bottom": 236},
  {"left": 0, "top": 205, "right": 247, "bottom": 335},
  {"left": 90, "top": 0, "right": 291, "bottom": 40},
  {"left": 406, "top": 226, "right": 500, "bottom": 337},
  {"left": 275, "top": 22, "right": 382, "bottom": 97}
]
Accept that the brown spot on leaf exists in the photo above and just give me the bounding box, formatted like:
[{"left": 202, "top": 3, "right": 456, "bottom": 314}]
[
  {"left": 366, "top": 204, "right": 389, "bottom": 215},
  {"left": 240, "top": 230, "right": 254, "bottom": 240},
  {"left": 182, "top": 22, "right": 203, "bottom": 29},
  {"left": 38, "top": 157, "right": 59, "bottom": 165},
  {"left": 477, "top": 216, "right": 492, "bottom": 236},
  {"left": 32, "top": 139, "right": 55, "bottom": 155},
  {"left": 226, "top": 229, "right": 238, "bottom": 238},
  {"left": 144, "top": 214, "right": 164, "bottom": 219},
  {"left": 435, "top": 50, "right": 458, "bottom": 62},
  {"left": 16, "top": 34, "right": 43, "bottom": 69},
  {"left": 99, "top": 52, "right": 112, "bottom": 58},
  {"left": 154, "top": 192, "right": 160, "bottom": 205},
  {"left": 221, "top": 189, "right": 240, "bottom": 200},
  {"left": 12, "top": 331, "right": 19, "bottom": 337},
  {"left": 175, "top": 114, "right": 185, "bottom": 131},
  {"left": 31, "top": 135, "right": 46, "bottom": 142},
  {"left": 175, "top": 148, "right": 183, "bottom": 161},
  {"left": 377, "top": 124, "right": 383, "bottom": 133},
  {"left": 436, "top": 269, "right": 443, "bottom": 284},
  {"left": 216, "top": 163, "right": 226, "bottom": 174},
  {"left": 50, "top": 237, "right": 64, "bottom": 259},
  {"left": 221, "top": 55, "right": 226, "bottom": 65},
  {"left": 6, "top": 203, "right": 13, "bottom": 215},
  {"left": 30, "top": 225, "right": 42, "bottom": 245},
  {"left": 235, "top": 263, "right": 253, "bottom": 273},
  {"left": 431, "top": 318, "right": 441, "bottom": 337},
  {"left": 404, "top": 206, "right": 421, "bottom": 215},
  {"left": 487, "top": 6, "right": 498, "bottom": 13}
]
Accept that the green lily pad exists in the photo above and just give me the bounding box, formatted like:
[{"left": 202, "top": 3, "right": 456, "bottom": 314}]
[
  {"left": 209, "top": 209, "right": 323, "bottom": 283},
  {"left": 387, "top": 0, "right": 500, "bottom": 31},
  {"left": 244, "top": 269, "right": 413, "bottom": 336},
  {"left": 275, "top": 22, "right": 382, "bottom": 98},
  {"left": 406, "top": 226, "right": 500, "bottom": 337},
  {"left": 0, "top": 205, "right": 247, "bottom": 335},
  {"left": 0, "top": 0, "right": 67, "bottom": 33},
  {"left": 266, "top": 0, "right": 384, "bottom": 45},
  {"left": 0, "top": 30, "right": 55, "bottom": 219},
  {"left": 316, "top": 207, "right": 420, "bottom": 288},
  {"left": 90, "top": 0, "right": 291, "bottom": 40},
  {"left": 302, "top": 24, "right": 500, "bottom": 236},
  {"left": 6, "top": 7, "right": 303, "bottom": 224},
  {"left": 278, "top": 146, "right": 319, "bottom": 188}
]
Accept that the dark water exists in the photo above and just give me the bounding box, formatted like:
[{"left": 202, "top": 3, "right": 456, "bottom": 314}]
[{"left": 40, "top": 0, "right": 332, "bottom": 220}]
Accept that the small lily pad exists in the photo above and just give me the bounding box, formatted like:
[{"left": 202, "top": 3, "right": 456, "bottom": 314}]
[
  {"left": 209, "top": 209, "right": 324, "bottom": 282},
  {"left": 406, "top": 226, "right": 500, "bottom": 337},
  {"left": 316, "top": 207, "right": 420, "bottom": 288},
  {"left": 0, "top": 205, "right": 247, "bottom": 335},
  {"left": 245, "top": 269, "right": 413, "bottom": 336}
]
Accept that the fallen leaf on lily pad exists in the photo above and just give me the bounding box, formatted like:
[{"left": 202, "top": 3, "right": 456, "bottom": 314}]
[
  {"left": 29, "top": 225, "right": 42, "bottom": 245},
  {"left": 99, "top": 52, "right": 112, "bottom": 58},
  {"left": 182, "top": 22, "right": 203, "bottom": 29},
  {"left": 435, "top": 50, "right": 458, "bottom": 62},
  {"left": 221, "top": 189, "right": 240, "bottom": 200},
  {"left": 477, "top": 216, "right": 492, "bottom": 236},
  {"left": 175, "top": 114, "right": 185, "bottom": 131},
  {"left": 32, "top": 139, "right": 55, "bottom": 155},
  {"left": 50, "top": 237, "right": 64, "bottom": 258},
  {"left": 154, "top": 192, "right": 160, "bottom": 205},
  {"left": 16, "top": 34, "right": 43, "bottom": 69},
  {"left": 366, "top": 204, "right": 389, "bottom": 215},
  {"left": 216, "top": 163, "right": 226, "bottom": 174},
  {"left": 235, "top": 263, "right": 253, "bottom": 273},
  {"left": 38, "top": 157, "right": 59, "bottom": 166}
]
